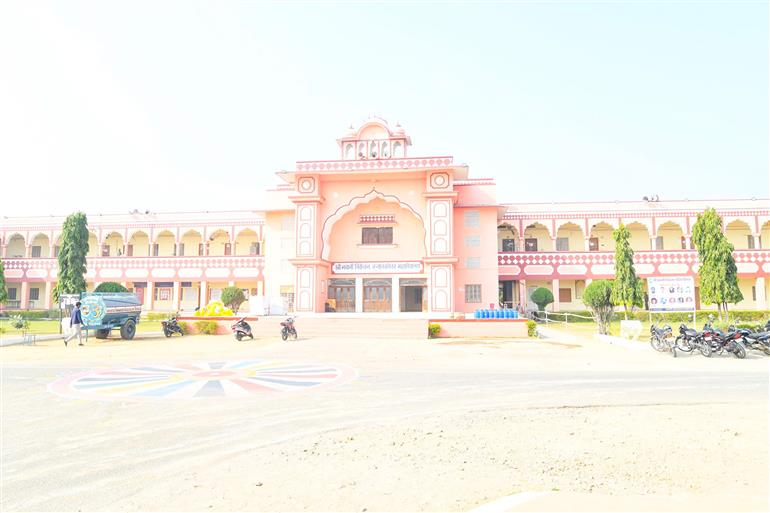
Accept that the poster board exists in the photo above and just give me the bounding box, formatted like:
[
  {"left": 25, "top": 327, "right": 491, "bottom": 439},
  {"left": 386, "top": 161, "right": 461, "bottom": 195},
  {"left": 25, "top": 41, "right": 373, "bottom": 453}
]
[{"left": 647, "top": 276, "right": 695, "bottom": 312}]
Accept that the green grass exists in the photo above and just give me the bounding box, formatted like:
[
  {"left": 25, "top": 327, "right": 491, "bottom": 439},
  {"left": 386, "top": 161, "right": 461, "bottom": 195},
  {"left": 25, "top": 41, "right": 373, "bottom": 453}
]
[
  {"left": 0, "top": 318, "right": 161, "bottom": 337},
  {"left": 545, "top": 319, "right": 657, "bottom": 338}
]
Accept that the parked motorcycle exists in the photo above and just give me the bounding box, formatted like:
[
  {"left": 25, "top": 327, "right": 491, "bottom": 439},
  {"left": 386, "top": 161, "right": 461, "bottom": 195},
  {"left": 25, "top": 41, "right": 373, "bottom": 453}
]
[
  {"left": 702, "top": 320, "right": 747, "bottom": 359},
  {"left": 232, "top": 317, "right": 254, "bottom": 341},
  {"left": 675, "top": 323, "right": 712, "bottom": 357},
  {"left": 733, "top": 320, "right": 770, "bottom": 355},
  {"left": 280, "top": 316, "right": 297, "bottom": 341},
  {"left": 650, "top": 322, "right": 676, "bottom": 356},
  {"left": 162, "top": 313, "right": 184, "bottom": 338}
]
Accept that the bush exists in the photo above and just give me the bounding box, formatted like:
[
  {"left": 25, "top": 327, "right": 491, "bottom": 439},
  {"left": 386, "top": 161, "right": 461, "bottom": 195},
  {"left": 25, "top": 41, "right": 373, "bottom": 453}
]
[
  {"left": 221, "top": 287, "right": 247, "bottom": 314},
  {"left": 194, "top": 320, "right": 218, "bottom": 335},
  {"left": 583, "top": 280, "right": 615, "bottom": 335},
  {"left": 10, "top": 315, "right": 29, "bottom": 332},
  {"left": 94, "top": 282, "right": 128, "bottom": 293},
  {"left": 145, "top": 312, "right": 169, "bottom": 321},
  {"left": 178, "top": 321, "right": 191, "bottom": 335},
  {"left": 428, "top": 323, "right": 441, "bottom": 338},
  {"left": 526, "top": 320, "right": 538, "bottom": 337},
  {"left": 194, "top": 301, "right": 234, "bottom": 317},
  {"left": 531, "top": 287, "right": 554, "bottom": 312},
  {"left": 17, "top": 310, "right": 60, "bottom": 320}
]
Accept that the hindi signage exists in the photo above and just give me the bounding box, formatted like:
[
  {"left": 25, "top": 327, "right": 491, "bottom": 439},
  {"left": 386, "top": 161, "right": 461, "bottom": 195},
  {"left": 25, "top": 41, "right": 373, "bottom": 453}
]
[
  {"left": 647, "top": 276, "right": 696, "bottom": 312},
  {"left": 331, "top": 261, "right": 423, "bottom": 274}
]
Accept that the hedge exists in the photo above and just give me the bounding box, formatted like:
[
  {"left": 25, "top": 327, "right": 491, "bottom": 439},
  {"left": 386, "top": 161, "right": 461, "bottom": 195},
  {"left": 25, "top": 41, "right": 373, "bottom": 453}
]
[{"left": 552, "top": 310, "right": 770, "bottom": 324}]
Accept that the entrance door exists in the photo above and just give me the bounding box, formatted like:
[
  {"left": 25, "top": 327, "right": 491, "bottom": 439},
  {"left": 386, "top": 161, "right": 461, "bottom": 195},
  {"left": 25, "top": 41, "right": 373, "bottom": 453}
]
[
  {"left": 328, "top": 278, "right": 355, "bottom": 312},
  {"left": 399, "top": 278, "right": 427, "bottom": 312},
  {"left": 363, "top": 278, "right": 391, "bottom": 312}
]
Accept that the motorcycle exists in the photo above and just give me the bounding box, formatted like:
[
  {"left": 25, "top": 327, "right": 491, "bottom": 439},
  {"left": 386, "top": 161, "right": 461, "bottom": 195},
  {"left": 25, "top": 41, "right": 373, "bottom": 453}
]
[
  {"left": 702, "top": 320, "right": 747, "bottom": 359},
  {"left": 232, "top": 317, "right": 254, "bottom": 341},
  {"left": 280, "top": 316, "right": 297, "bottom": 341},
  {"left": 162, "top": 313, "right": 184, "bottom": 338},
  {"left": 675, "top": 323, "right": 712, "bottom": 357},
  {"left": 649, "top": 321, "right": 676, "bottom": 356},
  {"left": 734, "top": 320, "right": 770, "bottom": 355}
]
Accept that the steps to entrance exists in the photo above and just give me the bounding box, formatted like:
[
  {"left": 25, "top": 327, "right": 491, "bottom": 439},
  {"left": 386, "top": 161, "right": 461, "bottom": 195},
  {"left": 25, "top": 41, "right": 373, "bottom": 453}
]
[{"left": 238, "top": 316, "right": 427, "bottom": 339}]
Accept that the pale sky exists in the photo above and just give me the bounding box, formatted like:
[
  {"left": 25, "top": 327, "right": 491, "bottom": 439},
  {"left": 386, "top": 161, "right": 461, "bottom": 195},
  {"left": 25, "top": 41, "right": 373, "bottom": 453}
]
[{"left": 1, "top": 1, "right": 768, "bottom": 217}]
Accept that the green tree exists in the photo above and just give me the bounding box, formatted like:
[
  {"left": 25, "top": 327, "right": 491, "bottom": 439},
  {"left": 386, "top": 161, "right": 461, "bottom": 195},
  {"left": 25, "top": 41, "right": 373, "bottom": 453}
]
[
  {"left": 94, "top": 282, "right": 128, "bottom": 293},
  {"left": 0, "top": 261, "right": 8, "bottom": 305},
  {"left": 583, "top": 280, "right": 615, "bottom": 335},
  {"left": 53, "top": 212, "right": 89, "bottom": 302},
  {"left": 530, "top": 287, "right": 554, "bottom": 312},
  {"left": 221, "top": 286, "right": 247, "bottom": 314},
  {"left": 611, "top": 224, "right": 644, "bottom": 319},
  {"left": 692, "top": 208, "right": 743, "bottom": 321}
]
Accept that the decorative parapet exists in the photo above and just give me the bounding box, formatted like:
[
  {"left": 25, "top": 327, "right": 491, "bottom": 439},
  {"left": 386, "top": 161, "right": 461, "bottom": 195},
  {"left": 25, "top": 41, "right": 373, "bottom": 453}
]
[
  {"left": 2, "top": 255, "right": 266, "bottom": 282},
  {"left": 295, "top": 156, "right": 453, "bottom": 172},
  {"left": 498, "top": 249, "right": 770, "bottom": 279}
]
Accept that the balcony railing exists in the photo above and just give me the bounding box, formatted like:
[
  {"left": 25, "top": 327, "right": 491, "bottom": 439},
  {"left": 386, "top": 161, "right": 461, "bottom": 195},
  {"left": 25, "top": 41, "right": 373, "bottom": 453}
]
[
  {"left": 498, "top": 249, "right": 770, "bottom": 279},
  {"left": 295, "top": 156, "right": 454, "bottom": 172}
]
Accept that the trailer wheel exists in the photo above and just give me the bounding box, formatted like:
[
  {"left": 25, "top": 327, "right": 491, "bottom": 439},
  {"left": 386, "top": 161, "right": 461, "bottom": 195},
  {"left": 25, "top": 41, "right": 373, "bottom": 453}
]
[
  {"left": 120, "top": 319, "right": 137, "bottom": 340},
  {"left": 95, "top": 329, "right": 110, "bottom": 339}
]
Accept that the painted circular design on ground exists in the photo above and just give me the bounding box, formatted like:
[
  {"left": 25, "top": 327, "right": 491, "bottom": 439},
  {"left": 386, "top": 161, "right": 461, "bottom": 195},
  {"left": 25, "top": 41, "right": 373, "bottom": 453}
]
[{"left": 48, "top": 360, "right": 357, "bottom": 402}]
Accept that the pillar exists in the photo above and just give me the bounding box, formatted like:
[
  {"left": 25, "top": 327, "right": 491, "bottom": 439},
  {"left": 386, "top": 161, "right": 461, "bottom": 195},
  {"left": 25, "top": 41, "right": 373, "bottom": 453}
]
[
  {"left": 355, "top": 277, "right": 363, "bottom": 313},
  {"left": 518, "top": 237, "right": 525, "bottom": 252},
  {"left": 552, "top": 278, "right": 560, "bottom": 312},
  {"left": 172, "top": 281, "right": 181, "bottom": 313},
  {"left": 392, "top": 276, "right": 400, "bottom": 314},
  {"left": 145, "top": 281, "right": 154, "bottom": 311},
  {"left": 584, "top": 238, "right": 591, "bottom": 251},
  {"left": 756, "top": 277, "right": 767, "bottom": 310},
  {"left": 519, "top": 279, "right": 527, "bottom": 309},
  {"left": 754, "top": 233, "right": 763, "bottom": 249},
  {"left": 44, "top": 282, "right": 52, "bottom": 310},
  {"left": 551, "top": 237, "right": 557, "bottom": 251},
  {"left": 199, "top": 281, "right": 208, "bottom": 309},
  {"left": 20, "top": 282, "right": 29, "bottom": 310}
]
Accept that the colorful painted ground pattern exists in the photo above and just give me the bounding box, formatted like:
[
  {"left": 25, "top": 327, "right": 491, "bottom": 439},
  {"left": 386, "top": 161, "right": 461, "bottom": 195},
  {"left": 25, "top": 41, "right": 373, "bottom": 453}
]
[{"left": 48, "top": 360, "right": 355, "bottom": 401}]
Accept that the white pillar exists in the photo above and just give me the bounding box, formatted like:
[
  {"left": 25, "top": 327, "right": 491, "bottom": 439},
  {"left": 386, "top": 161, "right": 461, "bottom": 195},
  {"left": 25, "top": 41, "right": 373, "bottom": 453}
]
[
  {"left": 519, "top": 279, "right": 527, "bottom": 309},
  {"left": 392, "top": 276, "right": 400, "bottom": 313},
  {"left": 145, "top": 281, "right": 154, "bottom": 311},
  {"left": 756, "top": 277, "right": 767, "bottom": 310},
  {"left": 754, "top": 233, "right": 763, "bottom": 249},
  {"left": 584, "top": 238, "right": 591, "bottom": 251},
  {"left": 172, "top": 281, "right": 181, "bottom": 313},
  {"left": 355, "top": 277, "right": 363, "bottom": 313},
  {"left": 199, "top": 281, "right": 208, "bottom": 309},
  {"left": 44, "top": 282, "right": 52, "bottom": 310},
  {"left": 552, "top": 279, "right": 560, "bottom": 312}
]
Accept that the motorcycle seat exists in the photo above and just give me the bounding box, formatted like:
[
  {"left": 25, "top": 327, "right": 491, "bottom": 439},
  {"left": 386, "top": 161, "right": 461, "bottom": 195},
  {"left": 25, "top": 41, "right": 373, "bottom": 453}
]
[{"left": 684, "top": 329, "right": 698, "bottom": 337}]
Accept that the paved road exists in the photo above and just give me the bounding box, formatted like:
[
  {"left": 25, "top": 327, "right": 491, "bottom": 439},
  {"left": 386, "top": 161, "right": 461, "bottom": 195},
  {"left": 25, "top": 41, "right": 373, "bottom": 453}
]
[{"left": 1, "top": 335, "right": 767, "bottom": 511}]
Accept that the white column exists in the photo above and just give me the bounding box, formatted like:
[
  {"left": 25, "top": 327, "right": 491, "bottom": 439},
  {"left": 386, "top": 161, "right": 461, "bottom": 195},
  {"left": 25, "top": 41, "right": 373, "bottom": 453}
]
[
  {"left": 355, "top": 277, "right": 363, "bottom": 313},
  {"left": 199, "top": 281, "right": 208, "bottom": 309},
  {"left": 552, "top": 279, "right": 560, "bottom": 312},
  {"left": 44, "top": 282, "right": 52, "bottom": 310},
  {"left": 756, "top": 277, "right": 767, "bottom": 310},
  {"left": 754, "top": 233, "right": 762, "bottom": 249},
  {"left": 519, "top": 279, "right": 527, "bottom": 309},
  {"left": 20, "top": 282, "right": 29, "bottom": 310},
  {"left": 172, "top": 281, "right": 181, "bottom": 313},
  {"left": 145, "top": 281, "right": 154, "bottom": 311},
  {"left": 392, "top": 276, "right": 400, "bottom": 313},
  {"left": 584, "top": 238, "right": 591, "bottom": 251}
]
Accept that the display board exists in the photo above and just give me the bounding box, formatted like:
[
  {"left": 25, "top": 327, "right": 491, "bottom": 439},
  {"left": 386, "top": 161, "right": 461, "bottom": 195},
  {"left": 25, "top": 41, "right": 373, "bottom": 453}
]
[{"left": 647, "top": 276, "right": 696, "bottom": 312}]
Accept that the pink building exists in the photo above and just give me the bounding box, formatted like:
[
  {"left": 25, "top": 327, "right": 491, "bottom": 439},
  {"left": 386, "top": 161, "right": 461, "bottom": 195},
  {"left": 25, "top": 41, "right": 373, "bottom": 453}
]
[{"left": 2, "top": 118, "right": 769, "bottom": 315}]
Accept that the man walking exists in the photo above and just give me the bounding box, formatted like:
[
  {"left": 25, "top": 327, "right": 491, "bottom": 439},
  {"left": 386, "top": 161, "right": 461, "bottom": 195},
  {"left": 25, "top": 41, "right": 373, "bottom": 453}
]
[{"left": 64, "top": 301, "right": 84, "bottom": 346}]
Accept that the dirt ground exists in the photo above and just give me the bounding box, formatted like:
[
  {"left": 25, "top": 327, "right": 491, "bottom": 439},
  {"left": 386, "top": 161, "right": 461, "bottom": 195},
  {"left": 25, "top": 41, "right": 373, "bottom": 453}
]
[{"left": 1, "top": 332, "right": 768, "bottom": 512}]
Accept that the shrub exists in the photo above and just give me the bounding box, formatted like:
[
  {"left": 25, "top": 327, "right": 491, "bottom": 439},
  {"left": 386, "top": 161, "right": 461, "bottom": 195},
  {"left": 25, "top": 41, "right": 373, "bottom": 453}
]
[
  {"left": 178, "top": 321, "right": 191, "bottom": 335},
  {"left": 428, "top": 323, "right": 441, "bottom": 338},
  {"left": 583, "top": 280, "right": 615, "bottom": 335},
  {"left": 194, "top": 320, "right": 218, "bottom": 335},
  {"left": 145, "top": 312, "right": 170, "bottom": 321},
  {"left": 10, "top": 315, "right": 29, "bottom": 332},
  {"left": 526, "top": 320, "right": 538, "bottom": 337},
  {"left": 94, "top": 282, "right": 128, "bottom": 293},
  {"left": 531, "top": 287, "right": 554, "bottom": 312},
  {"left": 194, "top": 301, "right": 234, "bottom": 317},
  {"left": 221, "top": 287, "right": 247, "bottom": 314}
]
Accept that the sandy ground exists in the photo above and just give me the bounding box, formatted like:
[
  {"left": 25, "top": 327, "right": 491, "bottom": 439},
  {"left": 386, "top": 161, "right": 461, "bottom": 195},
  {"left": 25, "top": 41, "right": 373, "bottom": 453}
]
[{"left": 1, "top": 331, "right": 768, "bottom": 512}]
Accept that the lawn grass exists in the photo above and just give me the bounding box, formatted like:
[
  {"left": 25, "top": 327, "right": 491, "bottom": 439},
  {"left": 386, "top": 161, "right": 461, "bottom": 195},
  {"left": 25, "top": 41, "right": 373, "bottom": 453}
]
[{"left": 0, "top": 318, "right": 161, "bottom": 337}]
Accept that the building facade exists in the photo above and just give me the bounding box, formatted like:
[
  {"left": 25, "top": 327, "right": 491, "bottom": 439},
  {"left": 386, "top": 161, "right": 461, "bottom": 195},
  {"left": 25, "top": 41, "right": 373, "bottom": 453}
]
[{"left": 2, "top": 118, "right": 769, "bottom": 315}]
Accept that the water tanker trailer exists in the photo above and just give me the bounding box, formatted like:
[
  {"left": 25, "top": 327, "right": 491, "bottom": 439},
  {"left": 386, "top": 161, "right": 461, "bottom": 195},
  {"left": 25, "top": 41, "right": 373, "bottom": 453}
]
[{"left": 79, "top": 292, "right": 142, "bottom": 340}]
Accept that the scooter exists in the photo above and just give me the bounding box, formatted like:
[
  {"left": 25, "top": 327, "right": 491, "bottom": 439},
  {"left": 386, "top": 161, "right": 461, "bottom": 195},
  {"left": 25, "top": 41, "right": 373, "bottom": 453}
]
[
  {"left": 162, "top": 313, "right": 184, "bottom": 337},
  {"left": 280, "top": 316, "right": 297, "bottom": 341},
  {"left": 232, "top": 317, "right": 254, "bottom": 341}
]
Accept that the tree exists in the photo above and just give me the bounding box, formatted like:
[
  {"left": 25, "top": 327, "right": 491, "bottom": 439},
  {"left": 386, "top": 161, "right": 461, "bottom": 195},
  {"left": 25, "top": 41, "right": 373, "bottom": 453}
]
[
  {"left": 94, "top": 282, "right": 128, "bottom": 293},
  {"left": 0, "top": 261, "right": 7, "bottom": 305},
  {"left": 583, "top": 280, "right": 615, "bottom": 335},
  {"left": 221, "top": 286, "right": 247, "bottom": 314},
  {"left": 53, "top": 212, "right": 89, "bottom": 302},
  {"left": 611, "top": 224, "right": 644, "bottom": 319},
  {"left": 692, "top": 208, "right": 743, "bottom": 321},
  {"left": 530, "top": 287, "right": 554, "bottom": 312}
]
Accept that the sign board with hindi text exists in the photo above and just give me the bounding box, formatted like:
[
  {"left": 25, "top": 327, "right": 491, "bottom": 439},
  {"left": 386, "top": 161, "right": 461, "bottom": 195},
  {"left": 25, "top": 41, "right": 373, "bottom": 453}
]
[{"left": 331, "top": 261, "right": 423, "bottom": 274}]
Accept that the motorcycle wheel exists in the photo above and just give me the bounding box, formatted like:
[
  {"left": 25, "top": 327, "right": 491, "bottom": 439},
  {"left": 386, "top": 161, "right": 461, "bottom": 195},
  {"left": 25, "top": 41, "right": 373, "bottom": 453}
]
[
  {"left": 236, "top": 332, "right": 243, "bottom": 341},
  {"left": 675, "top": 336, "right": 693, "bottom": 352},
  {"left": 733, "top": 341, "right": 747, "bottom": 359},
  {"left": 650, "top": 336, "right": 665, "bottom": 352},
  {"left": 698, "top": 341, "right": 712, "bottom": 358},
  {"left": 292, "top": 329, "right": 298, "bottom": 340},
  {"left": 281, "top": 330, "right": 288, "bottom": 341},
  {"left": 164, "top": 328, "right": 172, "bottom": 338}
]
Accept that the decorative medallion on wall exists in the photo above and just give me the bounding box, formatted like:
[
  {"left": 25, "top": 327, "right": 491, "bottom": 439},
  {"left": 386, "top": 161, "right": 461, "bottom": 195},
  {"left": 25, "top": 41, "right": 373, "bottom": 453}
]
[
  {"left": 430, "top": 172, "right": 449, "bottom": 189},
  {"left": 299, "top": 177, "right": 316, "bottom": 193}
]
